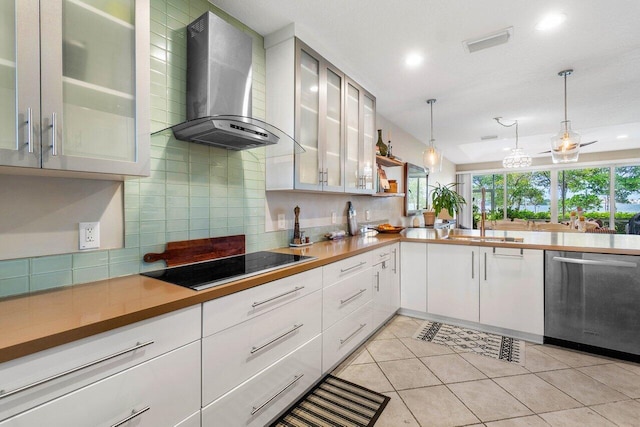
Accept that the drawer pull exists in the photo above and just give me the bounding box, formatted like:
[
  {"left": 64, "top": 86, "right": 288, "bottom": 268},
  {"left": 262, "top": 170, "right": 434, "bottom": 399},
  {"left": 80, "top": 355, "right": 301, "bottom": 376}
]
[
  {"left": 111, "top": 406, "right": 150, "bottom": 427},
  {"left": 250, "top": 324, "right": 304, "bottom": 354},
  {"left": 0, "top": 340, "right": 154, "bottom": 400},
  {"left": 340, "top": 323, "right": 367, "bottom": 345},
  {"left": 392, "top": 248, "right": 397, "bottom": 273},
  {"left": 379, "top": 252, "right": 389, "bottom": 257},
  {"left": 251, "top": 374, "right": 304, "bottom": 415},
  {"left": 340, "top": 261, "right": 367, "bottom": 273},
  {"left": 252, "top": 286, "right": 305, "bottom": 308},
  {"left": 492, "top": 247, "right": 524, "bottom": 257},
  {"left": 340, "top": 288, "right": 367, "bottom": 305}
]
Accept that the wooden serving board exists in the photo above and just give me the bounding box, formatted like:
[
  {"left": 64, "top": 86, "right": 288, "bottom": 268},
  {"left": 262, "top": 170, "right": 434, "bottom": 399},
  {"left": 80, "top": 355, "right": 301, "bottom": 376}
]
[{"left": 143, "top": 235, "right": 245, "bottom": 266}]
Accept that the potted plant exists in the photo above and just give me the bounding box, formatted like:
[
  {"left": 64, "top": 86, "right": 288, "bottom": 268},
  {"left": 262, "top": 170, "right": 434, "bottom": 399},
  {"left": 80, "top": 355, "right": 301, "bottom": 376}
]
[{"left": 430, "top": 182, "right": 466, "bottom": 220}]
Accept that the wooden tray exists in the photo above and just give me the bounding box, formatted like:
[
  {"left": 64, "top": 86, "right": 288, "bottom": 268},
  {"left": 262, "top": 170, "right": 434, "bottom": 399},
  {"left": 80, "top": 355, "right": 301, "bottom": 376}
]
[
  {"left": 143, "top": 235, "right": 245, "bottom": 266},
  {"left": 372, "top": 226, "right": 405, "bottom": 234}
]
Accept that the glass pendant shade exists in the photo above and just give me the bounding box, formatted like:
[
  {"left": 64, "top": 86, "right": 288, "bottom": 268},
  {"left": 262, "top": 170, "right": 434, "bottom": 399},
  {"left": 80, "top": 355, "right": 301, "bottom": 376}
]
[
  {"left": 423, "top": 143, "right": 442, "bottom": 172},
  {"left": 503, "top": 147, "right": 532, "bottom": 168},
  {"left": 551, "top": 120, "right": 580, "bottom": 163}
]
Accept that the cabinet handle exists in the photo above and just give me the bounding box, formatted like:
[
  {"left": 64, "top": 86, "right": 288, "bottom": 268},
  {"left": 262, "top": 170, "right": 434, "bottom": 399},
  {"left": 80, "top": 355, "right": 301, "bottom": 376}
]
[
  {"left": 251, "top": 374, "right": 304, "bottom": 415},
  {"left": 250, "top": 324, "right": 303, "bottom": 354},
  {"left": 379, "top": 252, "right": 389, "bottom": 258},
  {"left": 340, "top": 323, "right": 367, "bottom": 344},
  {"left": 251, "top": 286, "right": 305, "bottom": 308},
  {"left": 50, "top": 112, "right": 57, "bottom": 156},
  {"left": 25, "top": 107, "right": 33, "bottom": 153},
  {"left": 492, "top": 247, "right": 524, "bottom": 257},
  {"left": 319, "top": 170, "right": 323, "bottom": 185},
  {"left": 552, "top": 256, "right": 637, "bottom": 268},
  {"left": 0, "top": 340, "right": 154, "bottom": 400},
  {"left": 341, "top": 288, "right": 367, "bottom": 304},
  {"left": 471, "top": 251, "right": 474, "bottom": 279},
  {"left": 340, "top": 261, "right": 367, "bottom": 273},
  {"left": 324, "top": 169, "right": 328, "bottom": 184},
  {"left": 392, "top": 248, "right": 397, "bottom": 273},
  {"left": 376, "top": 271, "right": 380, "bottom": 291},
  {"left": 484, "top": 252, "right": 487, "bottom": 281},
  {"left": 111, "top": 406, "right": 151, "bottom": 427}
]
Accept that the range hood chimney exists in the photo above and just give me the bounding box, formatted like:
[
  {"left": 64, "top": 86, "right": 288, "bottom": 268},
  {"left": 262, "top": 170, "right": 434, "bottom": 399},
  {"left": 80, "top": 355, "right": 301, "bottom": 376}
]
[{"left": 166, "top": 12, "right": 282, "bottom": 150}]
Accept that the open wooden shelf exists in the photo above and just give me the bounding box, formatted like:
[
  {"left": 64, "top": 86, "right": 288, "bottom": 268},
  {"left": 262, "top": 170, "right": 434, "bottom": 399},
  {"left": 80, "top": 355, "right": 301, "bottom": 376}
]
[
  {"left": 376, "top": 155, "right": 404, "bottom": 167},
  {"left": 371, "top": 192, "right": 405, "bottom": 197}
]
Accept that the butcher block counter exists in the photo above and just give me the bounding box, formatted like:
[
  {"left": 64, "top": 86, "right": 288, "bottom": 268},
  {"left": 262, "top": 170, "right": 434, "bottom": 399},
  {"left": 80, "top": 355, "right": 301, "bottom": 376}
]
[{"left": 2, "top": 229, "right": 639, "bottom": 363}]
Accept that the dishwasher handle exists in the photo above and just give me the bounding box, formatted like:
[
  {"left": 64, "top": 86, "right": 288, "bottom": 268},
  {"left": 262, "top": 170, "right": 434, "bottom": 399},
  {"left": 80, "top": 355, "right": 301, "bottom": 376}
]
[{"left": 552, "top": 256, "right": 637, "bottom": 269}]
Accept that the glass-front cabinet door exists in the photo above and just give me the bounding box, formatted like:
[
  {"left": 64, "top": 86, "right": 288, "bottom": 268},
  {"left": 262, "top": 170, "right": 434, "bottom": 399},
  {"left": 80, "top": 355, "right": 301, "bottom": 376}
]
[
  {"left": 295, "top": 46, "right": 321, "bottom": 191},
  {"left": 362, "top": 92, "right": 376, "bottom": 192},
  {"left": 322, "top": 66, "right": 344, "bottom": 192},
  {"left": 345, "top": 78, "right": 375, "bottom": 194},
  {"left": 39, "top": 0, "right": 149, "bottom": 176},
  {"left": 344, "top": 81, "right": 360, "bottom": 192},
  {"left": 0, "top": 0, "right": 40, "bottom": 168}
]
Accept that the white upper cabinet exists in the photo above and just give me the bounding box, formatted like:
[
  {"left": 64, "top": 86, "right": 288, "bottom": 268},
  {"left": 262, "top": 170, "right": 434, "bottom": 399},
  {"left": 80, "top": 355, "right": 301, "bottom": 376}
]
[
  {"left": 266, "top": 36, "right": 374, "bottom": 193},
  {"left": 0, "top": 0, "right": 149, "bottom": 177}
]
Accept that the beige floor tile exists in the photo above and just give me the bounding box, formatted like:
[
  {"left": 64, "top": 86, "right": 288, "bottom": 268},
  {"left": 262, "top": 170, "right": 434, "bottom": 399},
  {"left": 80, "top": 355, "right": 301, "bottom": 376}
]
[
  {"left": 385, "top": 318, "right": 422, "bottom": 338},
  {"left": 378, "top": 358, "right": 441, "bottom": 390},
  {"left": 366, "top": 338, "right": 415, "bottom": 362},
  {"left": 578, "top": 364, "right": 640, "bottom": 398},
  {"left": 449, "top": 379, "right": 532, "bottom": 422},
  {"left": 461, "top": 352, "right": 529, "bottom": 378},
  {"left": 420, "top": 354, "right": 487, "bottom": 384},
  {"left": 591, "top": 399, "right": 640, "bottom": 427},
  {"left": 535, "top": 345, "right": 612, "bottom": 368},
  {"left": 376, "top": 391, "right": 420, "bottom": 427},
  {"left": 399, "top": 336, "right": 456, "bottom": 357},
  {"left": 539, "top": 407, "right": 616, "bottom": 427},
  {"left": 333, "top": 362, "right": 394, "bottom": 393},
  {"left": 615, "top": 361, "right": 640, "bottom": 376},
  {"left": 523, "top": 346, "right": 570, "bottom": 373},
  {"left": 493, "top": 374, "right": 581, "bottom": 413},
  {"left": 369, "top": 326, "right": 398, "bottom": 341},
  {"left": 399, "top": 385, "right": 480, "bottom": 427},
  {"left": 351, "top": 348, "right": 374, "bottom": 365},
  {"left": 537, "top": 368, "right": 628, "bottom": 405},
  {"left": 485, "top": 415, "right": 549, "bottom": 426}
]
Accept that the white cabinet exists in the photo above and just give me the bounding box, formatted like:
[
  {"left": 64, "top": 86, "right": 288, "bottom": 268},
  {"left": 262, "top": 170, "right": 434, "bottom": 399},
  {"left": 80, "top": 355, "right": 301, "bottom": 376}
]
[
  {"left": 427, "top": 243, "right": 544, "bottom": 335},
  {"left": 0, "top": 305, "right": 201, "bottom": 422},
  {"left": 266, "top": 36, "right": 375, "bottom": 193},
  {"left": 323, "top": 268, "right": 373, "bottom": 330},
  {"left": 400, "top": 242, "right": 427, "bottom": 312},
  {"left": 479, "top": 247, "right": 544, "bottom": 335},
  {"left": 372, "top": 243, "right": 399, "bottom": 326},
  {"left": 0, "top": 0, "right": 149, "bottom": 177},
  {"left": 427, "top": 244, "right": 479, "bottom": 322},
  {"left": 323, "top": 301, "right": 373, "bottom": 372},
  {"left": 0, "top": 342, "right": 200, "bottom": 427}
]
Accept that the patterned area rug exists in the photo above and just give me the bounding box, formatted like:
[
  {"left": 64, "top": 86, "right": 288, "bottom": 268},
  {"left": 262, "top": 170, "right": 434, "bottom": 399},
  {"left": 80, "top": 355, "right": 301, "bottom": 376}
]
[
  {"left": 270, "top": 374, "right": 390, "bottom": 427},
  {"left": 414, "top": 321, "right": 525, "bottom": 365}
]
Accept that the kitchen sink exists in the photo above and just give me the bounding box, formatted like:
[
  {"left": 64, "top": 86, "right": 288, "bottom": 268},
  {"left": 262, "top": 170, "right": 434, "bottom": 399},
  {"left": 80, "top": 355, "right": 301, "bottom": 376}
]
[{"left": 443, "top": 234, "right": 524, "bottom": 243}]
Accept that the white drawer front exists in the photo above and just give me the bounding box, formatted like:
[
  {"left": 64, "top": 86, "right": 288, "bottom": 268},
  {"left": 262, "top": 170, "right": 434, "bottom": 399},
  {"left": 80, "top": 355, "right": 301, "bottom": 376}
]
[
  {"left": 323, "top": 252, "right": 373, "bottom": 288},
  {"left": 202, "top": 336, "right": 321, "bottom": 427},
  {"left": 322, "top": 301, "right": 373, "bottom": 373},
  {"left": 371, "top": 245, "right": 393, "bottom": 264},
  {"left": 322, "top": 268, "right": 373, "bottom": 330},
  {"left": 202, "top": 290, "right": 322, "bottom": 406},
  {"left": 0, "top": 341, "right": 201, "bottom": 427},
  {"left": 203, "top": 268, "right": 322, "bottom": 337},
  {"left": 0, "top": 305, "right": 201, "bottom": 422}
]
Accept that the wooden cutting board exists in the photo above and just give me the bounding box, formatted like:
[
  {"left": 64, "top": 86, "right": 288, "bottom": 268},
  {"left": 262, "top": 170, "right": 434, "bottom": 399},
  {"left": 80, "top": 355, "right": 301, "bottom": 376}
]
[{"left": 143, "top": 235, "right": 245, "bottom": 266}]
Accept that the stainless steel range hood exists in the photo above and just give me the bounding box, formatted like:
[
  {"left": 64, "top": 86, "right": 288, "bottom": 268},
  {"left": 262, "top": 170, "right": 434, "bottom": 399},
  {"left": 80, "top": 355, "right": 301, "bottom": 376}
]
[{"left": 154, "top": 12, "right": 296, "bottom": 151}]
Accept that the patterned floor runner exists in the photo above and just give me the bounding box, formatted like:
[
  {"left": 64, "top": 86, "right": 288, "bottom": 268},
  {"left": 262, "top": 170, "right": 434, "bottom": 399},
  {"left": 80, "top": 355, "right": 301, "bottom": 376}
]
[
  {"left": 270, "top": 374, "right": 390, "bottom": 427},
  {"left": 414, "top": 321, "right": 525, "bottom": 365}
]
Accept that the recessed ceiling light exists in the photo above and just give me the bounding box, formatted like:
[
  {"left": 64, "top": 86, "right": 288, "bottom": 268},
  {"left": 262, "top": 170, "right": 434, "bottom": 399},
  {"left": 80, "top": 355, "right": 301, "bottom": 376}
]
[
  {"left": 405, "top": 53, "right": 423, "bottom": 68},
  {"left": 535, "top": 13, "right": 567, "bottom": 31},
  {"left": 617, "top": 134, "right": 629, "bottom": 139}
]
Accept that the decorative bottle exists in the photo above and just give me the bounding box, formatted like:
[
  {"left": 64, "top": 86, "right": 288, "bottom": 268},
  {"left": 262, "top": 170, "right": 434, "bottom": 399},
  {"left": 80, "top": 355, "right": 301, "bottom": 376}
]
[{"left": 376, "top": 129, "right": 387, "bottom": 157}]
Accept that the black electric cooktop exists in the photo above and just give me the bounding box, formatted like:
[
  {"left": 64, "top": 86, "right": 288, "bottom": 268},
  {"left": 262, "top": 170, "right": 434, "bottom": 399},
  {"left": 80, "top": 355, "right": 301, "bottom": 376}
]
[{"left": 141, "top": 251, "right": 315, "bottom": 291}]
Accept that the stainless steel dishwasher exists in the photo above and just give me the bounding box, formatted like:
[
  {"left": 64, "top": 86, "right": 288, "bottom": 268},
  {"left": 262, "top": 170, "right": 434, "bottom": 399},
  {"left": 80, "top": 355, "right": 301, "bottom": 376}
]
[{"left": 545, "top": 251, "right": 640, "bottom": 359}]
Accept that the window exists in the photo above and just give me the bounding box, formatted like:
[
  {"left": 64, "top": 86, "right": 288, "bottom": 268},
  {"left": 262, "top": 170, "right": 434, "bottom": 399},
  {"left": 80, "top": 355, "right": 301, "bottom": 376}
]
[
  {"left": 506, "top": 171, "right": 550, "bottom": 221},
  {"left": 615, "top": 166, "right": 640, "bottom": 233},
  {"left": 472, "top": 174, "right": 503, "bottom": 227},
  {"left": 557, "top": 167, "right": 609, "bottom": 222}
]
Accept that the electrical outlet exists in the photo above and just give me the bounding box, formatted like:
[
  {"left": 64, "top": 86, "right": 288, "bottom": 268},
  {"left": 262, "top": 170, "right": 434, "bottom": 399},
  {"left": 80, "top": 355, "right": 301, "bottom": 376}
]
[
  {"left": 331, "top": 211, "right": 337, "bottom": 224},
  {"left": 365, "top": 210, "right": 371, "bottom": 221},
  {"left": 277, "top": 214, "right": 286, "bottom": 230},
  {"left": 79, "top": 222, "right": 100, "bottom": 250}
]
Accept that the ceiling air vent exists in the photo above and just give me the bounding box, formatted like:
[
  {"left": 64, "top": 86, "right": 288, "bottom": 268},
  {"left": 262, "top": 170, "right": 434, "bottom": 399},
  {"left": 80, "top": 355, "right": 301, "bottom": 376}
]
[
  {"left": 481, "top": 135, "right": 498, "bottom": 141},
  {"left": 463, "top": 27, "right": 513, "bottom": 53}
]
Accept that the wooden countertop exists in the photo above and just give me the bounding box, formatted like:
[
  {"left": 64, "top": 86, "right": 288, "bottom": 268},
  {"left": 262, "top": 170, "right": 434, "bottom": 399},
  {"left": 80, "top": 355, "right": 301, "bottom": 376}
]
[
  {"left": 0, "top": 234, "right": 399, "bottom": 363},
  {"left": 2, "top": 229, "right": 638, "bottom": 363}
]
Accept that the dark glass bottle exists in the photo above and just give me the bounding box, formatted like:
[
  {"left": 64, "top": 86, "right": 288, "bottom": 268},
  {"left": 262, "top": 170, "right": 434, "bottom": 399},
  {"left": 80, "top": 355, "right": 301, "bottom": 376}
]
[{"left": 376, "top": 129, "right": 387, "bottom": 157}]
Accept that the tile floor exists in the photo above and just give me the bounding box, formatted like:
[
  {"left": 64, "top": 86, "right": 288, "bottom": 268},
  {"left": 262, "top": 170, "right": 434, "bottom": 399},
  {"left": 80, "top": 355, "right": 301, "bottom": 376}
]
[{"left": 331, "top": 315, "right": 640, "bottom": 427}]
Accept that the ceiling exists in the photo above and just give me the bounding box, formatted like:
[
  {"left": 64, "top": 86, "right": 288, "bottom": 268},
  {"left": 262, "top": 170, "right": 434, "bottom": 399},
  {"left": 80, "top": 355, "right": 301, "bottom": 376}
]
[{"left": 209, "top": 0, "right": 640, "bottom": 165}]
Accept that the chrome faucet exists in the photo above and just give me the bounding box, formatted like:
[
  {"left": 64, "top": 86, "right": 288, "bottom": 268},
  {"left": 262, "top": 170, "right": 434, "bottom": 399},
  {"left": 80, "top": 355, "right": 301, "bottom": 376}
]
[{"left": 480, "top": 188, "right": 486, "bottom": 237}]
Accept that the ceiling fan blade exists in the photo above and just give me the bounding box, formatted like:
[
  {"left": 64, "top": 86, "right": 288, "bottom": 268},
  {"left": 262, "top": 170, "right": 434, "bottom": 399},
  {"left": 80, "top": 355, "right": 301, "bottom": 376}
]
[{"left": 538, "top": 140, "right": 597, "bottom": 154}]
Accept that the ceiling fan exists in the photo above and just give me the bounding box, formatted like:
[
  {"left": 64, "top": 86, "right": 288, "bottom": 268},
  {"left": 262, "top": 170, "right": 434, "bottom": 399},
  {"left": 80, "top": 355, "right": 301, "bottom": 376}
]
[{"left": 537, "top": 140, "right": 597, "bottom": 154}]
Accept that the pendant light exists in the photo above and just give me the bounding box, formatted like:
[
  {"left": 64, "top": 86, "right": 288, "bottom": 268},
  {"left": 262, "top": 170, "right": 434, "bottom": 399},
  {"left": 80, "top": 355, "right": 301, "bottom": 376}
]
[
  {"left": 423, "top": 99, "right": 442, "bottom": 172},
  {"left": 495, "top": 117, "right": 532, "bottom": 168},
  {"left": 551, "top": 69, "right": 580, "bottom": 163}
]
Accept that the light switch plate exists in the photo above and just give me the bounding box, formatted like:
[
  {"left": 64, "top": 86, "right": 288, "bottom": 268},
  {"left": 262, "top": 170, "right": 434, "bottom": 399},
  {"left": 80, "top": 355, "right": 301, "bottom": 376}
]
[
  {"left": 365, "top": 210, "right": 371, "bottom": 221},
  {"left": 79, "top": 222, "right": 100, "bottom": 250},
  {"left": 331, "top": 211, "right": 337, "bottom": 224},
  {"left": 277, "top": 214, "right": 286, "bottom": 230}
]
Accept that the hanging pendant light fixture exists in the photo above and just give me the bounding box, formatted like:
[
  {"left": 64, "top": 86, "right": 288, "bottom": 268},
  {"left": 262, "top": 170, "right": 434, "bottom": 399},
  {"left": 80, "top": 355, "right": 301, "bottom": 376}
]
[
  {"left": 495, "top": 117, "right": 532, "bottom": 168},
  {"left": 423, "top": 99, "right": 442, "bottom": 172},
  {"left": 551, "top": 69, "right": 580, "bottom": 163}
]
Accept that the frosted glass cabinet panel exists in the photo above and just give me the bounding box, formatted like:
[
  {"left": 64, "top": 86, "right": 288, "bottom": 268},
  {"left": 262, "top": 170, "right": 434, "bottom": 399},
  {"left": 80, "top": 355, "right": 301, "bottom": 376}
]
[
  {"left": 325, "top": 69, "right": 343, "bottom": 188},
  {"left": 0, "top": 0, "right": 149, "bottom": 177},
  {"left": 296, "top": 49, "right": 320, "bottom": 188},
  {"left": 345, "top": 82, "right": 360, "bottom": 192},
  {"left": 344, "top": 78, "right": 375, "bottom": 194}
]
